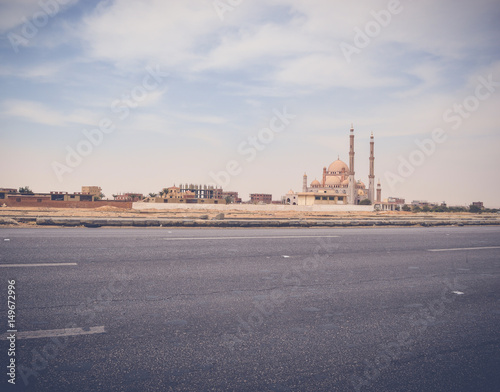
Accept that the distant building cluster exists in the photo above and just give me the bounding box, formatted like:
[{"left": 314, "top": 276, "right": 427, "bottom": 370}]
[{"left": 0, "top": 186, "right": 130, "bottom": 208}]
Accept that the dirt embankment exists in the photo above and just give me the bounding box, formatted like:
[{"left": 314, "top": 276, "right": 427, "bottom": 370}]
[{"left": 0, "top": 206, "right": 499, "bottom": 228}]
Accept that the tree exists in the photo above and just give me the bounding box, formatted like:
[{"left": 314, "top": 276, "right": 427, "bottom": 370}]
[
  {"left": 359, "top": 198, "right": 371, "bottom": 205},
  {"left": 149, "top": 193, "right": 158, "bottom": 198},
  {"left": 18, "top": 186, "right": 33, "bottom": 194},
  {"left": 159, "top": 188, "right": 168, "bottom": 197},
  {"left": 412, "top": 205, "right": 422, "bottom": 213},
  {"left": 422, "top": 205, "right": 431, "bottom": 212},
  {"left": 95, "top": 192, "right": 105, "bottom": 200},
  {"left": 431, "top": 205, "right": 449, "bottom": 213},
  {"left": 225, "top": 195, "right": 233, "bottom": 204},
  {"left": 402, "top": 204, "right": 411, "bottom": 212}
]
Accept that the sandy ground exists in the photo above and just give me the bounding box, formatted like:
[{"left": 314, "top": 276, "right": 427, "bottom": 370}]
[{"left": 0, "top": 206, "right": 495, "bottom": 222}]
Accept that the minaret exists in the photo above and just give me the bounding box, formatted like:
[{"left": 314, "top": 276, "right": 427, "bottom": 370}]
[
  {"left": 303, "top": 173, "right": 308, "bottom": 192},
  {"left": 368, "top": 132, "right": 375, "bottom": 203},
  {"left": 376, "top": 179, "right": 382, "bottom": 202},
  {"left": 348, "top": 124, "right": 356, "bottom": 204},
  {"left": 322, "top": 167, "right": 327, "bottom": 187}
]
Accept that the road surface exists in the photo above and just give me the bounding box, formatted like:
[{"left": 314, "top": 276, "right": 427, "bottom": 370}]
[{"left": 1, "top": 226, "right": 499, "bottom": 391}]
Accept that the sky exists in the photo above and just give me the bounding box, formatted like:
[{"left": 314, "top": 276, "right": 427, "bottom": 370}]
[{"left": 0, "top": 0, "right": 499, "bottom": 206}]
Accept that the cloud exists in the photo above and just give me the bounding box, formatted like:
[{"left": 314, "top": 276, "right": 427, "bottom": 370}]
[
  {"left": 0, "top": 0, "right": 47, "bottom": 32},
  {"left": 273, "top": 53, "right": 401, "bottom": 90},
  {"left": 195, "top": 22, "right": 322, "bottom": 71},
  {"left": 0, "top": 0, "right": 80, "bottom": 36},
  {"left": 0, "top": 62, "right": 67, "bottom": 82},
  {"left": 74, "top": 0, "right": 500, "bottom": 98},
  {"left": 80, "top": 0, "right": 218, "bottom": 69},
  {"left": 1, "top": 99, "right": 67, "bottom": 126},
  {"left": 172, "top": 112, "right": 228, "bottom": 125},
  {"left": 134, "top": 89, "right": 166, "bottom": 108},
  {"left": 1, "top": 100, "right": 103, "bottom": 127}
]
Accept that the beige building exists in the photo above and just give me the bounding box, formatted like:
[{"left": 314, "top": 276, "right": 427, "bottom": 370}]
[
  {"left": 82, "top": 186, "right": 102, "bottom": 196},
  {"left": 144, "top": 186, "right": 226, "bottom": 205},
  {"left": 295, "top": 125, "right": 381, "bottom": 206}
]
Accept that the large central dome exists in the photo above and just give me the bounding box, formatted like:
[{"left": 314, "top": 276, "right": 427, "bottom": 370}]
[{"left": 328, "top": 159, "right": 349, "bottom": 173}]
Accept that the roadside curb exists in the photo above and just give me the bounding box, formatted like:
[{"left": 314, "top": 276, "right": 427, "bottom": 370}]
[{"left": 31, "top": 217, "right": 500, "bottom": 228}]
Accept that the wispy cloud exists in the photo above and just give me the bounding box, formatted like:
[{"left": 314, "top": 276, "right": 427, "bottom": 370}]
[{"left": 1, "top": 99, "right": 67, "bottom": 126}]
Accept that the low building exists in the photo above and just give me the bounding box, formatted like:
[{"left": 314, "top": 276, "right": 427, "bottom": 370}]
[
  {"left": 81, "top": 186, "right": 102, "bottom": 197},
  {"left": 50, "top": 191, "right": 94, "bottom": 202},
  {"left": 0, "top": 188, "right": 17, "bottom": 194},
  {"left": 164, "top": 186, "right": 182, "bottom": 199},
  {"left": 250, "top": 193, "right": 272, "bottom": 204},
  {"left": 0, "top": 189, "right": 132, "bottom": 208},
  {"left": 471, "top": 201, "right": 484, "bottom": 209},
  {"left": 374, "top": 197, "right": 406, "bottom": 211},
  {"left": 387, "top": 197, "right": 405, "bottom": 204},
  {"left": 282, "top": 190, "right": 299, "bottom": 205},
  {"left": 297, "top": 190, "right": 347, "bottom": 206}
]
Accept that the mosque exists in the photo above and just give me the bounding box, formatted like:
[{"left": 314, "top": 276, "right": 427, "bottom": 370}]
[{"left": 290, "top": 125, "right": 382, "bottom": 206}]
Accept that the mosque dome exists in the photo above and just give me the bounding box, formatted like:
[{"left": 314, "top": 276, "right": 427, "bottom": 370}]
[
  {"left": 311, "top": 179, "right": 321, "bottom": 187},
  {"left": 342, "top": 178, "right": 349, "bottom": 186},
  {"left": 357, "top": 181, "right": 366, "bottom": 188},
  {"left": 325, "top": 176, "right": 341, "bottom": 185},
  {"left": 328, "top": 159, "right": 349, "bottom": 173}
]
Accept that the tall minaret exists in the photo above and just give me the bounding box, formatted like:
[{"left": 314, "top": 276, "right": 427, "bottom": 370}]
[
  {"left": 368, "top": 132, "right": 375, "bottom": 203},
  {"left": 376, "top": 179, "right": 382, "bottom": 202},
  {"left": 348, "top": 124, "right": 356, "bottom": 204},
  {"left": 303, "top": 173, "right": 308, "bottom": 192}
]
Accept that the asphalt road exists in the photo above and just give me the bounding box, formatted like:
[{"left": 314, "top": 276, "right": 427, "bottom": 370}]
[{"left": 0, "top": 226, "right": 499, "bottom": 392}]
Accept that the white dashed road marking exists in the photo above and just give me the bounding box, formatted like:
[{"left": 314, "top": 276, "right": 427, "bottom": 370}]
[
  {"left": 0, "top": 263, "right": 78, "bottom": 268},
  {"left": 2, "top": 326, "right": 105, "bottom": 340}
]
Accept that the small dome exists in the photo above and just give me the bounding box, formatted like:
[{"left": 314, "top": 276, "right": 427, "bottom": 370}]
[
  {"left": 342, "top": 179, "right": 349, "bottom": 185},
  {"left": 357, "top": 181, "right": 366, "bottom": 188},
  {"left": 311, "top": 179, "right": 321, "bottom": 187},
  {"left": 325, "top": 176, "right": 341, "bottom": 185},
  {"left": 328, "top": 159, "right": 349, "bottom": 173}
]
